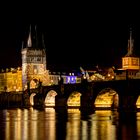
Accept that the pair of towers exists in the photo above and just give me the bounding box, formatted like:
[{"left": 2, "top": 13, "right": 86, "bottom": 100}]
[{"left": 21, "top": 25, "right": 50, "bottom": 90}]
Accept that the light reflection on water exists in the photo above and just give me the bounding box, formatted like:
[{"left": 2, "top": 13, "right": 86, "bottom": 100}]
[{"left": 0, "top": 108, "right": 140, "bottom": 140}]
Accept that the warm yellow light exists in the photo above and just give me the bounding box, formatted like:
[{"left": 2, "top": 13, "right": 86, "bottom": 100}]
[
  {"left": 94, "top": 91, "right": 118, "bottom": 109},
  {"left": 45, "top": 90, "right": 57, "bottom": 106},
  {"left": 136, "top": 96, "right": 140, "bottom": 108},
  {"left": 30, "top": 93, "right": 36, "bottom": 106},
  {"left": 67, "top": 92, "right": 81, "bottom": 107},
  {"left": 108, "top": 74, "right": 110, "bottom": 77}
]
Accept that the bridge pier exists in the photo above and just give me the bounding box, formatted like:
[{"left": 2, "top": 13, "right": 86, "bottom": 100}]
[
  {"left": 54, "top": 80, "right": 68, "bottom": 109},
  {"left": 80, "top": 80, "right": 95, "bottom": 113},
  {"left": 80, "top": 94, "right": 95, "bottom": 113},
  {"left": 118, "top": 95, "right": 137, "bottom": 112},
  {"left": 55, "top": 96, "right": 67, "bottom": 109}
]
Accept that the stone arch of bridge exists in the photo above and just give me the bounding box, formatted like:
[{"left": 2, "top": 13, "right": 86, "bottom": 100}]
[
  {"left": 94, "top": 87, "right": 119, "bottom": 109},
  {"left": 91, "top": 84, "right": 140, "bottom": 110},
  {"left": 29, "top": 92, "right": 37, "bottom": 106},
  {"left": 66, "top": 91, "right": 82, "bottom": 107},
  {"left": 44, "top": 90, "right": 58, "bottom": 107}
]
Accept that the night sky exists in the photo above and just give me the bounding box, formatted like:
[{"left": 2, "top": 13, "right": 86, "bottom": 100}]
[{"left": 0, "top": 4, "right": 140, "bottom": 72}]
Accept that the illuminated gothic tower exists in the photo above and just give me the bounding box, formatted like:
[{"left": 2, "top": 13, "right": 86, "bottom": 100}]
[
  {"left": 122, "top": 29, "right": 140, "bottom": 70},
  {"left": 21, "top": 25, "right": 49, "bottom": 90}
]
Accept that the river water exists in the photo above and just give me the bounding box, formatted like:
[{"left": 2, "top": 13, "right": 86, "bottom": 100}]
[{"left": 0, "top": 107, "right": 140, "bottom": 140}]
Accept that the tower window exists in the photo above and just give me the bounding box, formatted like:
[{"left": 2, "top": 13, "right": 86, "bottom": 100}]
[{"left": 37, "top": 57, "right": 41, "bottom": 62}]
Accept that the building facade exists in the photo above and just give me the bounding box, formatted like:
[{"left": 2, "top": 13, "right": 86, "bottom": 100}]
[
  {"left": 0, "top": 68, "right": 22, "bottom": 92},
  {"left": 21, "top": 25, "right": 50, "bottom": 90}
]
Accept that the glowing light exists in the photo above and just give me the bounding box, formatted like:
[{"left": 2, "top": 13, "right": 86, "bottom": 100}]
[
  {"left": 45, "top": 90, "right": 57, "bottom": 106},
  {"left": 66, "top": 76, "right": 76, "bottom": 84},
  {"left": 136, "top": 96, "right": 140, "bottom": 108},
  {"left": 94, "top": 90, "right": 118, "bottom": 109},
  {"left": 67, "top": 92, "right": 81, "bottom": 107},
  {"left": 30, "top": 93, "right": 36, "bottom": 106}
]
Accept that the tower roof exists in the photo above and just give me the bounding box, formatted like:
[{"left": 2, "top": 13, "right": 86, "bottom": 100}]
[
  {"left": 23, "top": 24, "right": 46, "bottom": 50},
  {"left": 27, "top": 25, "right": 32, "bottom": 47}
]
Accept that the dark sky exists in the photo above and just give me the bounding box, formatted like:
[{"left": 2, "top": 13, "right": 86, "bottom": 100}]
[{"left": 0, "top": 3, "right": 140, "bottom": 71}]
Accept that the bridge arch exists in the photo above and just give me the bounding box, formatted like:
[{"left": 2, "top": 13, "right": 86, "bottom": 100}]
[
  {"left": 94, "top": 88, "right": 119, "bottom": 109},
  {"left": 135, "top": 95, "right": 140, "bottom": 109},
  {"left": 67, "top": 91, "right": 82, "bottom": 107},
  {"left": 29, "top": 93, "right": 37, "bottom": 106},
  {"left": 44, "top": 90, "right": 57, "bottom": 107}
]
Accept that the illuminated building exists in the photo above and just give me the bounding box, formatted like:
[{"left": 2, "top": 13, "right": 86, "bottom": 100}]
[
  {"left": 49, "top": 72, "right": 81, "bottom": 85},
  {"left": 21, "top": 25, "right": 50, "bottom": 90},
  {"left": 122, "top": 29, "right": 140, "bottom": 70},
  {"left": 116, "top": 29, "right": 140, "bottom": 80},
  {"left": 0, "top": 25, "right": 79, "bottom": 92},
  {"left": 0, "top": 67, "right": 22, "bottom": 92}
]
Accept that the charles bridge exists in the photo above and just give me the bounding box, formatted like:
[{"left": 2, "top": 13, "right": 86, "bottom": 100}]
[
  {"left": 25, "top": 78, "right": 140, "bottom": 112},
  {"left": 1, "top": 78, "right": 140, "bottom": 112}
]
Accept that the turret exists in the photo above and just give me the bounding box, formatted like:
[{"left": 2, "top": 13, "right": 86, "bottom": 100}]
[{"left": 121, "top": 28, "right": 140, "bottom": 78}]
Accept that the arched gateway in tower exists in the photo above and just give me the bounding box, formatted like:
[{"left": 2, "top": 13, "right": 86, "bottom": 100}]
[{"left": 21, "top": 25, "right": 50, "bottom": 90}]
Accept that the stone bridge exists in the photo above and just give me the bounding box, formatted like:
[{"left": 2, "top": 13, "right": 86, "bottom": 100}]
[{"left": 28, "top": 79, "right": 140, "bottom": 112}]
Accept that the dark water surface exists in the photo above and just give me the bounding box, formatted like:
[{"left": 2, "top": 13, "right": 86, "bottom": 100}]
[{"left": 0, "top": 108, "right": 140, "bottom": 140}]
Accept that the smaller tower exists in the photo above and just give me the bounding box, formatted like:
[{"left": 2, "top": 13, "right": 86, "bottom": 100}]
[{"left": 122, "top": 29, "right": 140, "bottom": 70}]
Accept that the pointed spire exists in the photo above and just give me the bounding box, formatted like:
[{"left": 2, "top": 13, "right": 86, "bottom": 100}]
[
  {"left": 27, "top": 25, "right": 32, "bottom": 47},
  {"left": 129, "top": 28, "right": 133, "bottom": 54},
  {"left": 21, "top": 41, "right": 24, "bottom": 49},
  {"left": 126, "top": 28, "right": 134, "bottom": 56},
  {"left": 42, "top": 33, "right": 46, "bottom": 49},
  {"left": 26, "top": 24, "right": 45, "bottom": 49},
  {"left": 35, "top": 25, "right": 38, "bottom": 48}
]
